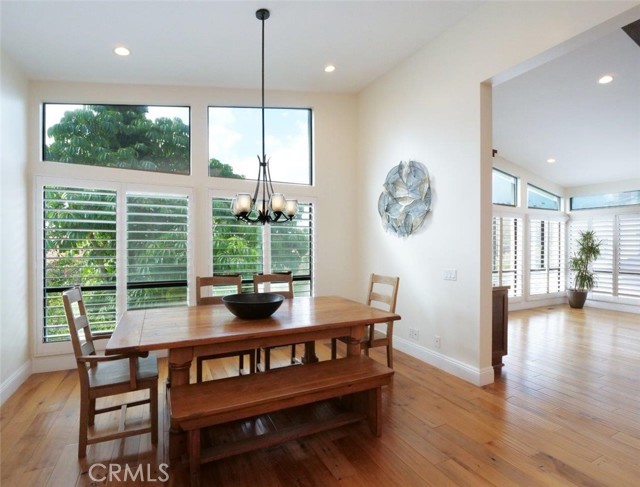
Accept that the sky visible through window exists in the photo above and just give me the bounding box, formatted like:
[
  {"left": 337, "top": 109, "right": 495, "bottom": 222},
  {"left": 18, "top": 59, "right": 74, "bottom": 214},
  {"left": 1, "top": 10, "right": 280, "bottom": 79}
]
[{"left": 209, "top": 107, "right": 311, "bottom": 185}]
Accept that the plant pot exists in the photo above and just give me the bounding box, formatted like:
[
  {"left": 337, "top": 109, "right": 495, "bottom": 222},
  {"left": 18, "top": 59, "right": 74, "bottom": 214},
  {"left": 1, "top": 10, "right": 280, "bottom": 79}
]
[{"left": 567, "top": 289, "right": 588, "bottom": 309}]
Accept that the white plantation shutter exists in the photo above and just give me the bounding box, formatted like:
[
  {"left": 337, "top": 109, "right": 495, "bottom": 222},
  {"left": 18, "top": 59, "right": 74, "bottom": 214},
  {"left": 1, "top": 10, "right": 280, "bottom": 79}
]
[
  {"left": 529, "top": 219, "right": 565, "bottom": 295},
  {"left": 126, "top": 193, "right": 189, "bottom": 309},
  {"left": 212, "top": 198, "right": 263, "bottom": 289},
  {"left": 492, "top": 216, "right": 523, "bottom": 297},
  {"left": 270, "top": 203, "right": 313, "bottom": 296},
  {"left": 591, "top": 218, "right": 614, "bottom": 295},
  {"left": 618, "top": 214, "right": 640, "bottom": 298},
  {"left": 42, "top": 186, "right": 117, "bottom": 342},
  {"left": 211, "top": 198, "right": 313, "bottom": 296}
]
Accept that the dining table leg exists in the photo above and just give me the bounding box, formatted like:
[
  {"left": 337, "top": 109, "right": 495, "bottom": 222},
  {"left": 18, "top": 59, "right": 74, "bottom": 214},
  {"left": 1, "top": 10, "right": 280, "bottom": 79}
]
[{"left": 346, "top": 325, "right": 365, "bottom": 357}]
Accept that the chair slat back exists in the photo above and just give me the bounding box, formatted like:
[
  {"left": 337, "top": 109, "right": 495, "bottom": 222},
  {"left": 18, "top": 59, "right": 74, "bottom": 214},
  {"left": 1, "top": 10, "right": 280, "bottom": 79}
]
[
  {"left": 367, "top": 273, "right": 399, "bottom": 313},
  {"left": 253, "top": 272, "right": 294, "bottom": 299},
  {"left": 62, "top": 286, "right": 97, "bottom": 367},
  {"left": 196, "top": 275, "right": 243, "bottom": 305}
]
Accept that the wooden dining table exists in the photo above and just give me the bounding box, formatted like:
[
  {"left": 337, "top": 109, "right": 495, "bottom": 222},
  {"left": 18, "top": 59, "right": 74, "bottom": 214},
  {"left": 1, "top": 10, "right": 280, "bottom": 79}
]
[{"left": 105, "top": 295, "right": 401, "bottom": 459}]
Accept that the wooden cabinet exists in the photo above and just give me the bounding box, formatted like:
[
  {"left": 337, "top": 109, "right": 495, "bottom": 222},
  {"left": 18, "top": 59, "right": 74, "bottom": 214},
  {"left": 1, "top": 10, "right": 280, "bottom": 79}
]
[{"left": 492, "top": 286, "right": 509, "bottom": 369}]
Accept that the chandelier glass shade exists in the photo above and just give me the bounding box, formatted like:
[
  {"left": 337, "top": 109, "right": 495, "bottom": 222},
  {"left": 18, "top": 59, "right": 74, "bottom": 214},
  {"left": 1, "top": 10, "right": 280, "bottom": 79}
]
[{"left": 231, "top": 8, "right": 297, "bottom": 224}]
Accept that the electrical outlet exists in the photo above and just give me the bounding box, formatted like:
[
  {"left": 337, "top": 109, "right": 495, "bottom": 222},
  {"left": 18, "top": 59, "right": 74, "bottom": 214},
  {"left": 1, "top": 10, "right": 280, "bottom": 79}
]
[
  {"left": 409, "top": 328, "right": 419, "bottom": 341},
  {"left": 444, "top": 269, "right": 457, "bottom": 281},
  {"left": 434, "top": 335, "right": 441, "bottom": 349}
]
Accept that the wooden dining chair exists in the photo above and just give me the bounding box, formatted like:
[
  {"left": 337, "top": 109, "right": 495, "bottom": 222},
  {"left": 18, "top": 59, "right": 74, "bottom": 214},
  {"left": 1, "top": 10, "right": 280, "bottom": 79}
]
[
  {"left": 253, "top": 272, "right": 299, "bottom": 371},
  {"left": 331, "top": 273, "right": 400, "bottom": 368},
  {"left": 196, "top": 275, "right": 256, "bottom": 381},
  {"left": 62, "top": 286, "right": 158, "bottom": 457}
]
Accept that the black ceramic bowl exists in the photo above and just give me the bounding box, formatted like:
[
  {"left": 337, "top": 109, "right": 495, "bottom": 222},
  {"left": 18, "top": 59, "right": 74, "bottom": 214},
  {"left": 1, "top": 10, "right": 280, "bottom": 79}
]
[{"left": 222, "top": 292, "right": 285, "bottom": 320}]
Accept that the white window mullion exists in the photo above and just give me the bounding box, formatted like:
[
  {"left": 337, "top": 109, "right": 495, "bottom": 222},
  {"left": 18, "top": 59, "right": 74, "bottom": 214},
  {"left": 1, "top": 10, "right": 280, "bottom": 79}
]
[
  {"left": 116, "top": 188, "right": 127, "bottom": 321},
  {"left": 263, "top": 224, "right": 272, "bottom": 274}
]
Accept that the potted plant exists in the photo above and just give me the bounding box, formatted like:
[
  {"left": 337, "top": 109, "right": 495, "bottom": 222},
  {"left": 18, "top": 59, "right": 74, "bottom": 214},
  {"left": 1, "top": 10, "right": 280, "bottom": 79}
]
[{"left": 567, "top": 230, "right": 601, "bottom": 309}]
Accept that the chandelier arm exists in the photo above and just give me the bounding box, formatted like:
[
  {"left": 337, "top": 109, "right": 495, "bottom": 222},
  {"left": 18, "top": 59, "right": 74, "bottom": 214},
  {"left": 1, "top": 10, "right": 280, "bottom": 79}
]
[
  {"left": 252, "top": 155, "right": 262, "bottom": 205},
  {"left": 266, "top": 157, "right": 276, "bottom": 195}
]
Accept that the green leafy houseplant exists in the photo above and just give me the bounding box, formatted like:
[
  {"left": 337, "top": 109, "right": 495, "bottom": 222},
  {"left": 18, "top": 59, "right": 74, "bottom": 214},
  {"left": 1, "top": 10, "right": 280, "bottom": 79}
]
[{"left": 568, "top": 230, "right": 601, "bottom": 308}]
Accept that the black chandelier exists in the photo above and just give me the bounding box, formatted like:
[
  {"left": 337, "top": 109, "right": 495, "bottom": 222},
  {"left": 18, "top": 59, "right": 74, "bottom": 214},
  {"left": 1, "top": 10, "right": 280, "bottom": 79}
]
[{"left": 231, "top": 8, "right": 298, "bottom": 224}]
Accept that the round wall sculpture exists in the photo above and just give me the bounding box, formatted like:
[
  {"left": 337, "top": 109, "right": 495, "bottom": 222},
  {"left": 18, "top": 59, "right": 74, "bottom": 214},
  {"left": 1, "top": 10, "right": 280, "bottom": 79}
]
[{"left": 378, "top": 160, "right": 432, "bottom": 238}]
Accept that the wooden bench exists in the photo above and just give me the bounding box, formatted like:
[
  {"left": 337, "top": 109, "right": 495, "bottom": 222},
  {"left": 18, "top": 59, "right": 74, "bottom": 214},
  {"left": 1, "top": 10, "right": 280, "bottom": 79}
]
[{"left": 170, "top": 355, "right": 394, "bottom": 486}]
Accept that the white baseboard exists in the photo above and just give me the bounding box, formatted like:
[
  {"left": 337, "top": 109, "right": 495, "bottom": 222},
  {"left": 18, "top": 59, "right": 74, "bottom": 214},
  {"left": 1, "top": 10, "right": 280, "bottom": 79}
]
[
  {"left": 394, "top": 337, "right": 494, "bottom": 386},
  {"left": 0, "top": 360, "right": 32, "bottom": 406},
  {"left": 585, "top": 299, "right": 640, "bottom": 314}
]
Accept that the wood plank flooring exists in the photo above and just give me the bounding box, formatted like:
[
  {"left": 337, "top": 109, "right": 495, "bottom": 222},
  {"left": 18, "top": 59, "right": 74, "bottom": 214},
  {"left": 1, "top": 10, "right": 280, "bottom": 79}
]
[{"left": 1, "top": 305, "right": 638, "bottom": 486}]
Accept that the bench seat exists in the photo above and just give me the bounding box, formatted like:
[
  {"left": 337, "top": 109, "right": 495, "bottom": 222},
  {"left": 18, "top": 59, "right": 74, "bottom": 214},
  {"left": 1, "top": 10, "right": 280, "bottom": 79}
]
[{"left": 170, "top": 355, "right": 393, "bottom": 486}]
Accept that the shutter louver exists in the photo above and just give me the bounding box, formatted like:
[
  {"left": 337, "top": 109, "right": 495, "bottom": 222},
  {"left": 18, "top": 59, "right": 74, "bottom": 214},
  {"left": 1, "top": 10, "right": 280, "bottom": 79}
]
[
  {"left": 492, "top": 216, "right": 523, "bottom": 297},
  {"left": 43, "top": 186, "right": 117, "bottom": 342},
  {"left": 212, "top": 198, "right": 263, "bottom": 290},
  {"left": 270, "top": 203, "right": 313, "bottom": 296},
  {"left": 591, "top": 218, "right": 614, "bottom": 295},
  {"left": 530, "top": 219, "right": 565, "bottom": 295},
  {"left": 126, "top": 194, "right": 189, "bottom": 309},
  {"left": 618, "top": 214, "right": 640, "bottom": 298}
]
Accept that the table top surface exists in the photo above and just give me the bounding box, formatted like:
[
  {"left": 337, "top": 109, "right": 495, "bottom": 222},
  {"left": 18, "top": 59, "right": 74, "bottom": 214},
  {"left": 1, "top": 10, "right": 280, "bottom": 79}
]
[{"left": 106, "top": 295, "right": 401, "bottom": 355}]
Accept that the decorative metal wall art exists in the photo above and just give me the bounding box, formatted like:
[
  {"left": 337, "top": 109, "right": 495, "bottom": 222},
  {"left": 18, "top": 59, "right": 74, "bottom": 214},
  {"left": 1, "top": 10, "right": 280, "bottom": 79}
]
[{"left": 378, "top": 160, "right": 432, "bottom": 237}]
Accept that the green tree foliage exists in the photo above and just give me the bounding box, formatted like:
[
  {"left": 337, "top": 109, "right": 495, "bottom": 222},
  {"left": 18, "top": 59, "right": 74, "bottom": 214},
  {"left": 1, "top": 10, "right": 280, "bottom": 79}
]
[
  {"left": 209, "top": 158, "right": 245, "bottom": 179},
  {"left": 45, "top": 104, "right": 190, "bottom": 174}
]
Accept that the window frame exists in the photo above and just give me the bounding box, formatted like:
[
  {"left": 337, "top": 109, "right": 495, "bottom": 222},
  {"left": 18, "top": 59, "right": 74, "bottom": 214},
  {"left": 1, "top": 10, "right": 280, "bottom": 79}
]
[
  {"left": 492, "top": 168, "right": 519, "bottom": 207},
  {"left": 527, "top": 183, "right": 561, "bottom": 211},
  {"left": 207, "top": 105, "right": 313, "bottom": 186},
  {"left": 42, "top": 102, "right": 192, "bottom": 175},
  {"left": 34, "top": 175, "right": 194, "bottom": 356},
  {"left": 570, "top": 190, "right": 640, "bottom": 211}
]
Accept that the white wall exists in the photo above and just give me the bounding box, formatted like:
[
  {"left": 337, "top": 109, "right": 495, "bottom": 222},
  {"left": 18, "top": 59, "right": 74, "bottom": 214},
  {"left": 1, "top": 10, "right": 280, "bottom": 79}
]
[
  {"left": 1, "top": 51, "right": 31, "bottom": 402},
  {"left": 356, "top": 2, "right": 639, "bottom": 385},
  {"left": 28, "top": 81, "right": 359, "bottom": 368}
]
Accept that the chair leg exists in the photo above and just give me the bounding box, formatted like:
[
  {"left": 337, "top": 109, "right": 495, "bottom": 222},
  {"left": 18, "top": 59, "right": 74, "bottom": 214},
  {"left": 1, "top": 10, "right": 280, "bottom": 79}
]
[
  {"left": 330, "top": 338, "right": 338, "bottom": 359},
  {"left": 264, "top": 347, "right": 271, "bottom": 371},
  {"left": 78, "top": 393, "right": 89, "bottom": 457},
  {"left": 249, "top": 350, "right": 256, "bottom": 374},
  {"left": 196, "top": 357, "right": 203, "bottom": 383},
  {"left": 150, "top": 383, "right": 158, "bottom": 445},
  {"left": 290, "top": 344, "right": 296, "bottom": 364},
  {"left": 88, "top": 398, "right": 96, "bottom": 426}
]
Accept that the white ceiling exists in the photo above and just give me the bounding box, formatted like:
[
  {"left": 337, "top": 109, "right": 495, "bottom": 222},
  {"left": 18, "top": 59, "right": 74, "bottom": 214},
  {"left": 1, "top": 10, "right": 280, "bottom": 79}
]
[
  {"left": 1, "top": 1, "right": 638, "bottom": 188},
  {"left": 493, "top": 27, "right": 640, "bottom": 188},
  {"left": 0, "top": 0, "right": 479, "bottom": 93}
]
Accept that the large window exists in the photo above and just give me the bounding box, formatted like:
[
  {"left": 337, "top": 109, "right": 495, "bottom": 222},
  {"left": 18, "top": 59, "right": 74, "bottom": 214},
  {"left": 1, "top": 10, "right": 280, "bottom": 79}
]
[
  {"left": 492, "top": 169, "right": 518, "bottom": 206},
  {"left": 492, "top": 216, "right": 523, "bottom": 297},
  {"left": 212, "top": 197, "right": 313, "bottom": 295},
  {"left": 527, "top": 184, "right": 560, "bottom": 211},
  {"left": 43, "top": 103, "right": 190, "bottom": 174},
  {"left": 208, "top": 107, "right": 312, "bottom": 184},
  {"left": 571, "top": 190, "right": 640, "bottom": 211},
  {"left": 529, "top": 219, "right": 565, "bottom": 295},
  {"left": 570, "top": 214, "right": 640, "bottom": 300},
  {"left": 40, "top": 182, "right": 191, "bottom": 345}
]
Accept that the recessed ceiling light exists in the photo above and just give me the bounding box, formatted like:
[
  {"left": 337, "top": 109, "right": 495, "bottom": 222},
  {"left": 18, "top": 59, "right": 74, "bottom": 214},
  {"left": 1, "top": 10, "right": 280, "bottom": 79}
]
[
  {"left": 324, "top": 64, "right": 336, "bottom": 73},
  {"left": 547, "top": 158, "right": 556, "bottom": 164},
  {"left": 114, "top": 46, "right": 130, "bottom": 56},
  {"left": 598, "top": 75, "right": 613, "bottom": 84}
]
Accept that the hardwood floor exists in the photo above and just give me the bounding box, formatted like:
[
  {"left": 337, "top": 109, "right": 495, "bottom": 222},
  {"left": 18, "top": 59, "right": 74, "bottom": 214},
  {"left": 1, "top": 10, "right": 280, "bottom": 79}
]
[{"left": 1, "top": 305, "right": 638, "bottom": 486}]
